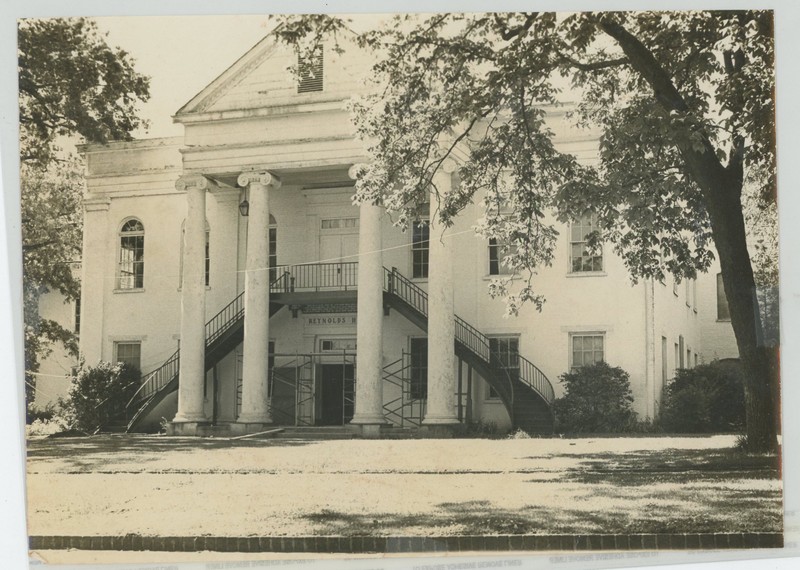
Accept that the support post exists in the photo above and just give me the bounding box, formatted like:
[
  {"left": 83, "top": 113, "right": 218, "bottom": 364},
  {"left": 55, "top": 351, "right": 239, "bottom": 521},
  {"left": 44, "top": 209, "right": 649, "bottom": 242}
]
[
  {"left": 423, "top": 159, "right": 461, "bottom": 433},
  {"left": 236, "top": 171, "right": 281, "bottom": 433},
  {"left": 170, "top": 174, "right": 211, "bottom": 434},
  {"left": 348, "top": 164, "right": 387, "bottom": 437}
]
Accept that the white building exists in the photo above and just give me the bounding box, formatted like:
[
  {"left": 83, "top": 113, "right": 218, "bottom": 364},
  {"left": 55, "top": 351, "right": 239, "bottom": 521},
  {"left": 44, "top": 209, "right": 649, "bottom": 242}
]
[{"left": 76, "top": 35, "right": 738, "bottom": 436}]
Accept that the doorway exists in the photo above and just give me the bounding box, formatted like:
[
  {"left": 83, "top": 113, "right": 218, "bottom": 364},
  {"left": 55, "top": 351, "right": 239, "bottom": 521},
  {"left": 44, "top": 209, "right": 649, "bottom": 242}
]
[
  {"left": 318, "top": 363, "right": 355, "bottom": 425},
  {"left": 319, "top": 218, "right": 359, "bottom": 288}
]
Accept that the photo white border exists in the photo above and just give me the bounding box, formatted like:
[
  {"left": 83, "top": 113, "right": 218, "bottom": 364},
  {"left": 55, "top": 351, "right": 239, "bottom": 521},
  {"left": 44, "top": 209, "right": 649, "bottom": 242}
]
[{"left": 2, "top": 1, "right": 798, "bottom": 569}]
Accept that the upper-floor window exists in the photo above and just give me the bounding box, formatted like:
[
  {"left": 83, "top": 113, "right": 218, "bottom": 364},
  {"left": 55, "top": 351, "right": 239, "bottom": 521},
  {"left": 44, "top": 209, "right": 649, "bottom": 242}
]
[
  {"left": 412, "top": 221, "right": 430, "bottom": 279},
  {"left": 488, "top": 238, "right": 517, "bottom": 276},
  {"left": 74, "top": 295, "right": 81, "bottom": 335},
  {"left": 118, "top": 219, "right": 144, "bottom": 289},
  {"left": 717, "top": 273, "right": 730, "bottom": 320},
  {"left": 269, "top": 214, "right": 277, "bottom": 282},
  {"left": 297, "top": 47, "right": 323, "bottom": 93},
  {"left": 569, "top": 214, "right": 603, "bottom": 273}
]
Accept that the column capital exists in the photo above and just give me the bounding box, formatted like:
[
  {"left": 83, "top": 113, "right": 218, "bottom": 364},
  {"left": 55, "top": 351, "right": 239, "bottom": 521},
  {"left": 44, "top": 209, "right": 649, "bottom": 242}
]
[
  {"left": 437, "top": 157, "right": 458, "bottom": 174},
  {"left": 348, "top": 163, "right": 368, "bottom": 180},
  {"left": 238, "top": 171, "right": 281, "bottom": 189},
  {"left": 175, "top": 174, "right": 213, "bottom": 192}
]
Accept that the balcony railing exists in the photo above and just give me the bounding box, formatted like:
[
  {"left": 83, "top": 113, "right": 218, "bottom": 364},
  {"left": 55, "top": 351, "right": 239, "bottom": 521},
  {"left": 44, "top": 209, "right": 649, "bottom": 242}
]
[{"left": 271, "top": 262, "right": 358, "bottom": 293}]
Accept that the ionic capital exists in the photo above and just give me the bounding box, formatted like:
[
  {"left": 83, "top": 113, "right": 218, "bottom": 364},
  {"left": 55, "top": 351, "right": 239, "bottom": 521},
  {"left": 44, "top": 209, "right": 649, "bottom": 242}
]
[
  {"left": 439, "top": 157, "right": 458, "bottom": 174},
  {"left": 237, "top": 171, "right": 281, "bottom": 189},
  {"left": 175, "top": 174, "right": 212, "bottom": 192},
  {"left": 348, "top": 163, "right": 368, "bottom": 180}
]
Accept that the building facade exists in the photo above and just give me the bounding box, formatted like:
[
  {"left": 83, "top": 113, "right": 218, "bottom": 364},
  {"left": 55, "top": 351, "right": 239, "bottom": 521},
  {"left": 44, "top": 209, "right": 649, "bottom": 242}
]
[{"left": 76, "top": 36, "right": 738, "bottom": 435}]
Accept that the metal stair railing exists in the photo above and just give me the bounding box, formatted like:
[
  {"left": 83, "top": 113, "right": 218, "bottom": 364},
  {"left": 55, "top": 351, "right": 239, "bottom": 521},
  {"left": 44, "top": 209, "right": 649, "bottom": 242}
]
[
  {"left": 127, "top": 269, "right": 291, "bottom": 417},
  {"left": 383, "top": 266, "right": 555, "bottom": 406}
]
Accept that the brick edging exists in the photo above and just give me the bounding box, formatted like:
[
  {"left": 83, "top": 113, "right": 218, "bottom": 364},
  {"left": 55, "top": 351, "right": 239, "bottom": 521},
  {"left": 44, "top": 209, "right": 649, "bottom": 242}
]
[{"left": 29, "top": 533, "right": 783, "bottom": 552}]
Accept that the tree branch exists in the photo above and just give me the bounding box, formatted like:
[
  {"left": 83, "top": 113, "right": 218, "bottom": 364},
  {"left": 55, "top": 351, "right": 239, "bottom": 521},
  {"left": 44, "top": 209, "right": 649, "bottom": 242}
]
[
  {"left": 559, "top": 55, "right": 629, "bottom": 72},
  {"left": 494, "top": 13, "right": 538, "bottom": 41}
]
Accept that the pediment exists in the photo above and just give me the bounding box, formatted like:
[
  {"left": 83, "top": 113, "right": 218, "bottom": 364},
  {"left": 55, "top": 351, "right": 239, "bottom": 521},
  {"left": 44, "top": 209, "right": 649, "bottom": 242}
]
[{"left": 175, "top": 36, "right": 364, "bottom": 120}]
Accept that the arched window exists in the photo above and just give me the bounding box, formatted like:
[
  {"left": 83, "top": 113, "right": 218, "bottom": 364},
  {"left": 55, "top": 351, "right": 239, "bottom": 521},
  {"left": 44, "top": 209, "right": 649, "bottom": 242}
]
[{"left": 119, "top": 219, "right": 145, "bottom": 289}]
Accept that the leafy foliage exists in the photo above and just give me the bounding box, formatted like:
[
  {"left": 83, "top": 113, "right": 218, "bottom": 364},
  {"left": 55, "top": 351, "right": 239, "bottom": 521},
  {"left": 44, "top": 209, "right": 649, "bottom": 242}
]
[
  {"left": 64, "top": 361, "right": 140, "bottom": 433},
  {"left": 19, "top": 18, "right": 150, "bottom": 403},
  {"left": 274, "top": 11, "right": 774, "bottom": 297},
  {"left": 554, "top": 362, "right": 636, "bottom": 433},
  {"left": 19, "top": 18, "right": 150, "bottom": 166},
  {"left": 660, "top": 361, "right": 746, "bottom": 433},
  {"left": 273, "top": 10, "right": 779, "bottom": 451}
]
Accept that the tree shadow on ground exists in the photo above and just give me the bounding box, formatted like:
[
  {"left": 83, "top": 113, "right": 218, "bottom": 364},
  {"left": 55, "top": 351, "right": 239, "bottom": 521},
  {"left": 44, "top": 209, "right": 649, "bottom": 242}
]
[
  {"left": 25, "top": 435, "right": 312, "bottom": 472},
  {"left": 300, "top": 495, "right": 781, "bottom": 536},
  {"left": 528, "top": 447, "right": 780, "bottom": 486}
]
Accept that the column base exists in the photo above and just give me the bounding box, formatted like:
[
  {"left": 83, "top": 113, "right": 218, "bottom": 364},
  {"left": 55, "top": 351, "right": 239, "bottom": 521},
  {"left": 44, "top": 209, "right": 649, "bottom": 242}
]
[
  {"left": 166, "top": 421, "right": 212, "bottom": 437},
  {"left": 349, "top": 414, "right": 388, "bottom": 439},
  {"left": 419, "top": 423, "right": 466, "bottom": 439},
  {"left": 347, "top": 423, "right": 383, "bottom": 439},
  {"left": 229, "top": 421, "right": 272, "bottom": 436}
]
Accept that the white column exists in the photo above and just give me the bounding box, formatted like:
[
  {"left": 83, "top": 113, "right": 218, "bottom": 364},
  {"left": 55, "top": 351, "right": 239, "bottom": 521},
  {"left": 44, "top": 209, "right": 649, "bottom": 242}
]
[
  {"left": 424, "top": 161, "right": 460, "bottom": 425},
  {"left": 350, "top": 164, "right": 387, "bottom": 429},
  {"left": 173, "top": 175, "right": 210, "bottom": 423},
  {"left": 237, "top": 171, "right": 281, "bottom": 424}
]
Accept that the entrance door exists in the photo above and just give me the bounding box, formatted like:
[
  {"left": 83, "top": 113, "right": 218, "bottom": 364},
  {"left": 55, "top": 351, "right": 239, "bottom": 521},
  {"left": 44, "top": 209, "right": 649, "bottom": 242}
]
[{"left": 318, "top": 364, "right": 355, "bottom": 425}]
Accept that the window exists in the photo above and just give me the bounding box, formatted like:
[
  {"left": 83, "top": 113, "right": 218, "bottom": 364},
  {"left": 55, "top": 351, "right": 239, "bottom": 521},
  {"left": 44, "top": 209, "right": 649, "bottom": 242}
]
[
  {"left": 674, "top": 343, "right": 679, "bottom": 372},
  {"left": 569, "top": 214, "right": 603, "bottom": 272},
  {"left": 74, "top": 295, "right": 81, "bottom": 335},
  {"left": 570, "top": 333, "right": 605, "bottom": 370},
  {"left": 269, "top": 214, "right": 277, "bottom": 282},
  {"left": 412, "top": 221, "right": 430, "bottom": 279},
  {"left": 488, "top": 336, "right": 519, "bottom": 399},
  {"left": 118, "top": 219, "right": 144, "bottom": 289},
  {"left": 114, "top": 342, "right": 141, "bottom": 372},
  {"left": 321, "top": 218, "right": 359, "bottom": 230},
  {"left": 694, "top": 353, "right": 699, "bottom": 367},
  {"left": 661, "top": 336, "right": 667, "bottom": 385},
  {"left": 679, "top": 335, "right": 685, "bottom": 368},
  {"left": 717, "top": 273, "right": 730, "bottom": 320},
  {"left": 320, "top": 338, "right": 357, "bottom": 352},
  {"left": 488, "top": 238, "right": 516, "bottom": 276},
  {"left": 687, "top": 348, "right": 692, "bottom": 368},
  {"left": 297, "top": 47, "right": 323, "bottom": 93},
  {"left": 409, "top": 337, "right": 428, "bottom": 400},
  {"left": 685, "top": 280, "right": 692, "bottom": 307}
]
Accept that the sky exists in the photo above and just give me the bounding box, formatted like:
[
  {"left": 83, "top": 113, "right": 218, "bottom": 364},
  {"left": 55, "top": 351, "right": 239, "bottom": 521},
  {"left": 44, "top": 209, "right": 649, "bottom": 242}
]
[{"left": 95, "top": 15, "right": 275, "bottom": 139}]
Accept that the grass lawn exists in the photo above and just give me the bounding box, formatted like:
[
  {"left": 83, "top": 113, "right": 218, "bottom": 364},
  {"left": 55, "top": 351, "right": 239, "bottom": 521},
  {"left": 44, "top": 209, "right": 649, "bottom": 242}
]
[{"left": 25, "top": 434, "right": 782, "bottom": 538}]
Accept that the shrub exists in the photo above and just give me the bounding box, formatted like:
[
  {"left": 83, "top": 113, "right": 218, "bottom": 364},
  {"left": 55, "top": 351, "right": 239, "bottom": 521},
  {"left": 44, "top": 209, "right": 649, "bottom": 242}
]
[
  {"left": 65, "top": 361, "right": 140, "bottom": 433},
  {"left": 660, "top": 360, "right": 745, "bottom": 433},
  {"left": 553, "top": 362, "right": 636, "bottom": 433}
]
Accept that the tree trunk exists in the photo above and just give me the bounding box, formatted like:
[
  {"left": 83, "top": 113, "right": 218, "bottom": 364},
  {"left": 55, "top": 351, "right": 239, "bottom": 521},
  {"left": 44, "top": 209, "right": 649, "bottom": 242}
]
[
  {"left": 702, "top": 174, "right": 780, "bottom": 454},
  {"left": 599, "top": 18, "right": 780, "bottom": 453}
]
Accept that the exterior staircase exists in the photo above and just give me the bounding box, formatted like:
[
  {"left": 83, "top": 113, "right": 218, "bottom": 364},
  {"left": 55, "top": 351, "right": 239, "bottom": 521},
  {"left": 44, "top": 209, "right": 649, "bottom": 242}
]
[
  {"left": 382, "top": 267, "right": 555, "bottom": 433},
  {"left": 121, "top": 262, "right": 554, "bottom": 434}
]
